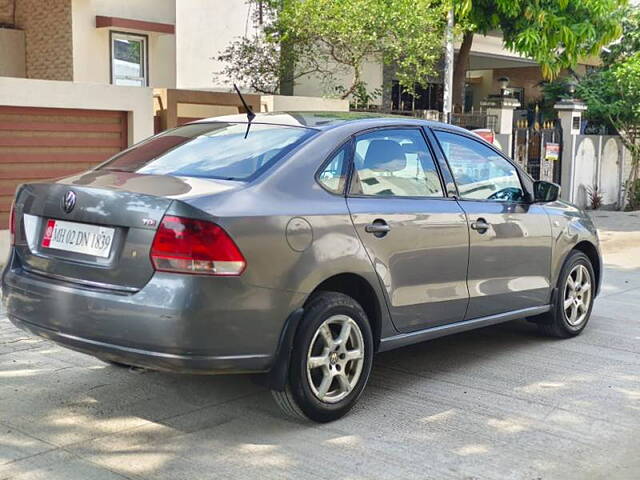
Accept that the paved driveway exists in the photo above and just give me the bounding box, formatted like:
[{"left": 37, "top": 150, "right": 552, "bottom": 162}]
[{"left": 1, "top": 258, "right": 639, "bottom": 479}]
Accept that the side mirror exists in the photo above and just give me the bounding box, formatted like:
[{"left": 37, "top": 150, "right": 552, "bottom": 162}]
[{"left": 533, "top": 180, "right": 560, "bottom": 203}]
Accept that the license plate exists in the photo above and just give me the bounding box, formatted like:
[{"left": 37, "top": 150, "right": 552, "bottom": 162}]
[{"left": 41, "top": 219, "right": 115, "bottom": 258}]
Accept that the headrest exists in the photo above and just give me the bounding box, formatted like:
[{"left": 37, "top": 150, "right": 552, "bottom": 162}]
[
  {"left": 401, "top": 142, "right": 421, "bottom": 154},
  {"left": 363, "top": 139, "right": 407, "bottom": 172}
]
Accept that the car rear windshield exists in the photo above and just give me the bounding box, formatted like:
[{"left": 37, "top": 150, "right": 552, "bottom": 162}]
[{"left": 99, "top": 122, "right": 315, "bottom": 180}]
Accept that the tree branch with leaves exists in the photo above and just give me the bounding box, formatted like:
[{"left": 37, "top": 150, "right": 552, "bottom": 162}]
[
  {"left": 217, "top": 0, "right": 446, "bottom": 104},
  {"left": 577, "top": 6, "right": 640, "bottom": 210},
  {"left": 451, "top": 0, "right": 628, "bottom": 110}
]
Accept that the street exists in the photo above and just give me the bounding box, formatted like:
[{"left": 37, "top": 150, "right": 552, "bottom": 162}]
[{"left": 1, "top": 214, "right": 639, "bottom": 480}]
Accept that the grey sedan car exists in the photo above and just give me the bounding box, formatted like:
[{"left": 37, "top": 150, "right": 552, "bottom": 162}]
[{"left": 2, "top": 112, "right": 601, "bottom": 422}]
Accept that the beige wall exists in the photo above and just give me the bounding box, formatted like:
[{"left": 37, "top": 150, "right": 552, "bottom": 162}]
[
  {"left": 293, "top": 59, "right": 384, "bottom": 106},
  {"left": 71, "top": 0, "right": 176, "bottom": 87},
  {"left": 176, "top": 103, "right": 239, "bottom": 119},
  {"left": 467, "top": 69, "right": 494, "bottom": 110},
  {"left": 176, "top": 0, "right": 257, "bottom": 89},
  {"left": 492, "top": 66, "right": 545, "bottom": 107},
  {"left": 0, "top": 28, "right": 25, "bottom": 77},
  {"left": 89, "top": 0, "right": 175, "bottom": 23},
  {"left": 261, "top": 95, "right": 349, "bottom": 112},
  {"left": 462, "top": 34, "right": 531, "bottom": 63},
  {"left": 0, "top": 76, "right": 154, "bottom": 143}
]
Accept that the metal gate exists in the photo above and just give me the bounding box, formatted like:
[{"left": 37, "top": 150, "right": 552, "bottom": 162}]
[{"left": 512, "top": 120, "right": 562, "bottom": 184}]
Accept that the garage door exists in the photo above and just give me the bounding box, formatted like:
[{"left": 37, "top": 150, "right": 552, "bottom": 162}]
[{"left": 0, "top": 106, "right": 128, "bottom": 228}]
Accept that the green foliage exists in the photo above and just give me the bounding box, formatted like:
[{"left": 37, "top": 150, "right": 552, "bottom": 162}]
[
  {"left": 218, "top": 0, "right": 446, "bottom": 99},
  {"left": 601, "top": 6, "right": 640, "bottom": 66},
  {"left": 578, "top": 6, "right": 640, "bottom": 130},
  {"left": 538, "top": 78, "right": 573, "bottom": 118},
  {"left": 216, "top": 34, "right": 281, "bottom": 94},
  {"left": 276, "top": 0, "right": 446, "bottom": 99},
  {"left": 454, "top": 0, "right": 627, "bottom": 80},
  {"left": 587, "top": 185, "right": 604, "bottom": 210},
  {"left": 626, "top": 179, "right": 640, "bottom": 211},
  {"left": 578, "top": 54, "right": 640, "bottom": 129},
  {"left": 336, "top": 82, "right": 383, "bottom": 109}
]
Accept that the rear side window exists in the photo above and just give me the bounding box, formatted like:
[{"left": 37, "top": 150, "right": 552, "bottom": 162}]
[
  {"left": 100, "top": 123, "right": 315, "bottom": 180},
  {"left": 317, "top": 145, "right": 348, "bottom": 194},
  {"left": 350, "top": 129, "right": 443, "bottom": 198}
]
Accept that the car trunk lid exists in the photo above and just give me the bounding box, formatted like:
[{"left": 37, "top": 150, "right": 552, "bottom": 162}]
[{"left": 12, "top": 170, "right": 240, "bottom": 291}]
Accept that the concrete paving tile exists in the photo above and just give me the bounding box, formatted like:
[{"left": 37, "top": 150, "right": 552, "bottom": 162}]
[
  {"left": 0, "top": 449, "right": 132, "bottom": 480},
  {"left": 0, "top": 425, "right": 53, "bottom": 466}
]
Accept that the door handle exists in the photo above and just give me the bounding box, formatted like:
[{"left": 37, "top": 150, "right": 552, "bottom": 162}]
[
  {"left": 365, "top": 220, "right": 391, "bottom": 237},
  {"left": 470, "top": 218, "right": 490, "bottom": 233}
]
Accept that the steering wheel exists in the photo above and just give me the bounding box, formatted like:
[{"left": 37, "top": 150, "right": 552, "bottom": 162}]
[{"left": 487, "top": 187, "right": 523, "bottom": 202}]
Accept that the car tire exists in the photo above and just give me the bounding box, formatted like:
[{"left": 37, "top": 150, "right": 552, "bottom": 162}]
[
  {"left": 534, "top": 251, "right": 595, "bottom": 338},
  {"left": 272, "top": 292, "right": 374, "bottom": 423}
]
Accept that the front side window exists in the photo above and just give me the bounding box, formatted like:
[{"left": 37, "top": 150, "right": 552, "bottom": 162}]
[
  {"left": 111, "top": 32, "right": 147, "bottom": 86},
  {"left": 350, "top": 129, "right": 443, "bottom": 198},
  {"left": 100, "top": 122, "right": 315, "bottom": 180},
  {"left": 434, "top": 131, "right": 524, "bottom": 202}
]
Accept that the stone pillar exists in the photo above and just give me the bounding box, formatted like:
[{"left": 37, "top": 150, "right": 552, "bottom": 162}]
[
  {"left": 480, "top": 95, "right": 520, "bottom": 154},
  {"left": 554, "top": 99, "right": 587, "bottom": 202}
]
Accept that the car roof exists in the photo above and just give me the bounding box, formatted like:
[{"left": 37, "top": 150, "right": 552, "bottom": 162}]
[{"left": 192, "top": 111, "right": 472, "bottom": 134}]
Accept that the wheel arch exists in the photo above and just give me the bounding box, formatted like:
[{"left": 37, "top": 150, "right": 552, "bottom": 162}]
[
  {"left": 305, "top": 273, "right": 383, "bottom": 352},
  {"left": 572, "top": 241, "right": 602, "bottom": 296},
  {"left": 266, "top": 272, "right": 385, "bottom": 393}
]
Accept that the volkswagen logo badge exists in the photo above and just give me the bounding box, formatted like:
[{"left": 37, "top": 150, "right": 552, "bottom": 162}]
[{"left": 62, "top": 191, "right": 76, "bottom": 214}]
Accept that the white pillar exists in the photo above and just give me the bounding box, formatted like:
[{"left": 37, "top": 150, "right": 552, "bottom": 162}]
[
  {"left": 442, "top": 7, "right": 454, "bottom": 123},
  {"left": 480, "top": 96, "right": 520, "bottom": 154},
  {"left": 554, "top": 99, "right": 587, "bottom": 203}
]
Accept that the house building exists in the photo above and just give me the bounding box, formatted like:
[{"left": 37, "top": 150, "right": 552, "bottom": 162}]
[
  {"left": 0, "top": 0, "right": 259, "bottom": 90},
  {"left": 0, "top": 0, "right": 176, "bottom": 86}
]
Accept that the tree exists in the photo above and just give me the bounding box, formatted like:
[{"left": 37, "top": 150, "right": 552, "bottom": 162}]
[
  {"left": 218, "top": 0, "right": 446, "bottom": 102},
  {"left": 452, "top": 0, "right": 627, "bottom": 110},
  {"left": 577, "top": 7, "right": 640, "bottom": 210},
  {"left": 216, "top": 1, "right": 302, "bottom": 94},
  {"left": 601, "top": 6, "right": 640, "bottom": 66},
  {"left": 216, "top": 35, "right": 281, "bottom": 94}
]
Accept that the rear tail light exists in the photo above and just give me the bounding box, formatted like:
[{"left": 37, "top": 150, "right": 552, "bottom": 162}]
[
  {"left": 150, "top": 215, "right": 246, "bottom": 276},
  {"left": 9, "top": 201, "right": 16, "bottom": 246}
]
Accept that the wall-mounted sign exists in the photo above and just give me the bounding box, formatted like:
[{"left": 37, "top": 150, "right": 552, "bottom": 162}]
[
  {"left": 572, "top": 115, "right": 582, "bottom": 132},
  {"left": 545, "top": 143, "right": 560, "bottom": 161},
  {"left": 471, "top": 129, "right": 495, "bottom": 145}
]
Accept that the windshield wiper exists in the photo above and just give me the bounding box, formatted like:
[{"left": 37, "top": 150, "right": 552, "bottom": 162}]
[{"left": 233, "top": 84, "right": 256, "bottom": 139}]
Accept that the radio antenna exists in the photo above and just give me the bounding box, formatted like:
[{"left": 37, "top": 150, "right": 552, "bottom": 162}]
[{"left": 233, "top": 84, "right": 256, "bottom": 139}]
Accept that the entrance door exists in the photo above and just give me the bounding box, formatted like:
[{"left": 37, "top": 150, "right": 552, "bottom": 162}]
[
  {"left": 432, "top": 130, "right": 553, "bottom": 319},
  {"left": 347, "top": 128, "right": 469, "bottom": 332}
]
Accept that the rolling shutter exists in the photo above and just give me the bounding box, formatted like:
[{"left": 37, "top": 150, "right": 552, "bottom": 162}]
[{"left": 0, "top": 106, "right": 128, "bottom": 228}]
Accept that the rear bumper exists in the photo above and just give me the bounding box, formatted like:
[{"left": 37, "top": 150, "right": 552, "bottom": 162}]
[
  {"left": 8, "top": 315, "right": 271, "bottom": 374},
  {"left": 2, "top": 253, "right": 305, "bottom": 374}
]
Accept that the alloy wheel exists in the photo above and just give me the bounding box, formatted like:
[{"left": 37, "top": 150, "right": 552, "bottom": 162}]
[
  {"left": 563, "top": 264, "right": 592, "bottom": 327},
  {"left": 306, "top": 315, "right": 365, "bottom": 404}
]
